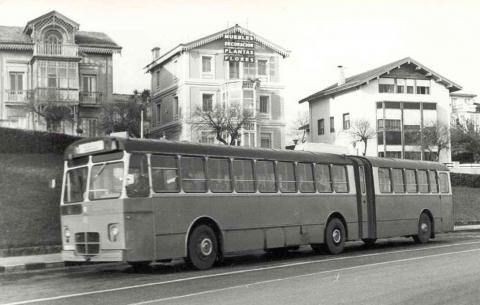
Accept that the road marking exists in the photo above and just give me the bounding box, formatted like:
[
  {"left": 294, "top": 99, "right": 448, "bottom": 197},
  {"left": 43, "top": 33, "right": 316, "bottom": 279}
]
[
  {"left": 129, "top": 247, "right": 480, "bottom": 305},
  {"left": 3, "top": 240, "right": 480, "bottom": 305}
]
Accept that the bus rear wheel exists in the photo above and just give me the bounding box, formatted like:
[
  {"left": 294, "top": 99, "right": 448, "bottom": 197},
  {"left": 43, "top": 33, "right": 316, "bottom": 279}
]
[
  {"left": 413, "top": 213, "right": 432, "bottom": 244},
  {"left": 324, "top": 218, "right": 346, "bottom": 255},
  {"left": 186, "top": 224, "right": 218, "bottom": 270}
]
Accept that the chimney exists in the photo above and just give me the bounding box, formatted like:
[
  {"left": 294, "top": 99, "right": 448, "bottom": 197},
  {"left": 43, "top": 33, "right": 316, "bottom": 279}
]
[
  {"left": 337, "top": 65, "right": 345, "bottom": 86},
  {"left": 151, "top": 47, "right": 161, "bottom": 61}
]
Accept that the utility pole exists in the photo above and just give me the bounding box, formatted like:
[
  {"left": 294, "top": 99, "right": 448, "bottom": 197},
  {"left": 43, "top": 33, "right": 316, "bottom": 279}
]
[{"left": 140, "top": 109, "right": 144, "bottom": 139}]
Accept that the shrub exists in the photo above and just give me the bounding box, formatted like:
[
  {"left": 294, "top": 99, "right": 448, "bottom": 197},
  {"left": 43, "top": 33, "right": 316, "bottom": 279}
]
[
  {"left": 450, "top": 173, "right": 480, "bottom": 188},
  {"left": 0, "top": 127, "right": 80, "bottom": 154}
]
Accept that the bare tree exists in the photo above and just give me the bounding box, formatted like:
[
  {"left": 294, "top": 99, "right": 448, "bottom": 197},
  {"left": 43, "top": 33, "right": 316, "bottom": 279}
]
[
  {"left": 287, "top": 110, "right": 309, "bottom": 145},
  {"left": 421, "top": 122, "right": 450, "bottom": 161},
  {"left": 98, "top": 89, "right": 150, "bottom": 138},
  {"left": 192, "top": 103, "right": 255, "bottom": 145},
  {"left": 27, "top": 101, "right": 74, "bottom": 132},
  {"left": 348, "top": 119, "right": 376, "bottom": 156},
  {"left": 451, "top": 120, "right": 480, "bottom": 162}
]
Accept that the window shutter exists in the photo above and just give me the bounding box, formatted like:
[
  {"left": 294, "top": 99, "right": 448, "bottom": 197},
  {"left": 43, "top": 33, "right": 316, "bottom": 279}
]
[{"left": 269, "top": 56, "right": 277, "bottom": 82}]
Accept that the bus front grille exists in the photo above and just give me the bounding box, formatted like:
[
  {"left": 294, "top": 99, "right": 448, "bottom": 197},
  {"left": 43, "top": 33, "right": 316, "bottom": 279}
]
[{"left": 75, "top": 232, "right": 100, "bottom": 255}]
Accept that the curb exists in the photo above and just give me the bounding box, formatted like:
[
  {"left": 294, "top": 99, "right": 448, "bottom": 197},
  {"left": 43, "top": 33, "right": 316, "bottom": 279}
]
[
  {"left": 0, "top": 262, "right": 66, "bottom": 274},
  {"left": 0, "top": 261, "right": 124, "bottom": 274},
  {"left": 454, "top": 225, "right": 480, "bottom": 231}
]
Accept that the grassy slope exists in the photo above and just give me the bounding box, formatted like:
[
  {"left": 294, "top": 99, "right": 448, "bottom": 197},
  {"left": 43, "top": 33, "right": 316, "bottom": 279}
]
[
  {"left": 0, "top": 153, "right": 63, "bottom": 248},
  {"left": 453, "top": 186, "right": 480, "bottom": 225}
]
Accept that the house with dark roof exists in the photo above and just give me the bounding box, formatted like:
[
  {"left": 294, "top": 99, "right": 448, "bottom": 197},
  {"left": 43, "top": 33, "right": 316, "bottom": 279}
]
[
  {"left": 298, "top": 57, "right": 462, "bottom": 163},
  {"left": 0, "top": 11, "right": 122, "bottom": 136},
  {"left": 144, "top": 24, "right": 290, "bottom": 148}
]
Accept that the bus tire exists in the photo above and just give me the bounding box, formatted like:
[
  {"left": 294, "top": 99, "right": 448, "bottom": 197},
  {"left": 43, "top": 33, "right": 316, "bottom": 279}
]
[
  {"left": 413, "top": 213, "right": 432, "bottom": 244},
  {"left": 186, "top": 224, "right": 218, "bottom": 270},
  {"left": 362, "top": 238, "right": 377, "bottom": 247},
  {"left": 324, "top": 218, "right": 346, "bottom": 255}
]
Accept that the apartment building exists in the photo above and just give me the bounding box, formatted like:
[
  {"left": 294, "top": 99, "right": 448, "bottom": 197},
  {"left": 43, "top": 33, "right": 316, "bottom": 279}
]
[
  {"left": 299, "top": 57, "right": 462, "bottom": 163},
  {"left": 145, "top": 24, "right": 289, "bottom": 148},
  {"left": 0, "top": 11, "right": 121, "bottom": 136}
]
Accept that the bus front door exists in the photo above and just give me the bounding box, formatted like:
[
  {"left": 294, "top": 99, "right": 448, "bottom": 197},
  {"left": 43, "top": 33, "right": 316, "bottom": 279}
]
[{"left": 351, "top": 157, "right": 376, "bottom": 240}]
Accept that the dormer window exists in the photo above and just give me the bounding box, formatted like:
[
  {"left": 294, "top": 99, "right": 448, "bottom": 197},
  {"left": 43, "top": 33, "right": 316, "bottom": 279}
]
[{"left": 44, "top": 30, "right": 63, "bottom": 55}]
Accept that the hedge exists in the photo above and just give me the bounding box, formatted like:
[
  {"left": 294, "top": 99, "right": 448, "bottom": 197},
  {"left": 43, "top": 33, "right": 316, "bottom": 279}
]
[
  {"left": 0, "top": 127, "right": 80, "bottom": 154},
  {"left": 450, "top": 173, "right": 480, "bottom": 188}
]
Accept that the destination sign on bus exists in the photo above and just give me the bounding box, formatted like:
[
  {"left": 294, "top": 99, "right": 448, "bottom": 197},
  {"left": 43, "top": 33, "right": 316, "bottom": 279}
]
[{"left": 75, "top": 140, "right": 105, "bottom": 154}]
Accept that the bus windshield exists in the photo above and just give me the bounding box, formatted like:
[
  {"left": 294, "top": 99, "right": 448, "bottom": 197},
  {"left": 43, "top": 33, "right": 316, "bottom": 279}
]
[
  {"left": 88, "top": 162, "right": 124, "bottom": 201},
  {"left": 64, "top": 167, "right": 88, "bottom": 203}
]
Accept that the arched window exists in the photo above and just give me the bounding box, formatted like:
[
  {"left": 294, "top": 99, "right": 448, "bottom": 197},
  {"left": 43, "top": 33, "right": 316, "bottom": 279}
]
[{"left": 44, "top": 30, "right": 63, "bottom": 55}]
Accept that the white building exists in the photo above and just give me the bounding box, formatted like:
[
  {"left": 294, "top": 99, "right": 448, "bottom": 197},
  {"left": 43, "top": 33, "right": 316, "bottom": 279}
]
[
  {"left": 144, "top": 25, "right": 290, "bottom": 149},
  {"left": 299, "top": 57, "right": 462, "bottom": 163},
  {"left": 451, "top": 92, "right": 480, "bottom": 129}
]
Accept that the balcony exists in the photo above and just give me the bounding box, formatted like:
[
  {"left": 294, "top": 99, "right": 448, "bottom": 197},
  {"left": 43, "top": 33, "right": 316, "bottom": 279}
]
[
  {"left": 79, "top": 92, "right": 104, "bottom": 106},
  {"left": 34, "top": 43, "right": 79, "bottom": 57},
  {"left": 5, "top": 90, "right": 29, "bottom": 104},
  {"left": 30, "top": 88, "right": 79, "bottom": 104}
]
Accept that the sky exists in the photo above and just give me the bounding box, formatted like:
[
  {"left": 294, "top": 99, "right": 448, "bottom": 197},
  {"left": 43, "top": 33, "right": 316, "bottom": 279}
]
[{"left": 1, "top": 0, "right": 479, "bottom": 124}]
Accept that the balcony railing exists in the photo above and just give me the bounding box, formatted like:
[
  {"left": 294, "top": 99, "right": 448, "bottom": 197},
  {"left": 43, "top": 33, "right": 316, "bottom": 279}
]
[
  {"left": 34, "top": 43, "right": 79, "bottom": 57},
  {"left": 30, "top": 88, "right": 79, "bottom": 104},
  {"left": 5, "top": 90, "right": 28, "bottom": 104},
  {"left": 79, "top": 91, "right": 104, "bottom": 105}
]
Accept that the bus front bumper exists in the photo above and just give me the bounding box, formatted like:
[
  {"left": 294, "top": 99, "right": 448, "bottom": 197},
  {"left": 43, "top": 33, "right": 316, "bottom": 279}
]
[{"left": 62, "top": 249, "right": 125, "bottom": 262}]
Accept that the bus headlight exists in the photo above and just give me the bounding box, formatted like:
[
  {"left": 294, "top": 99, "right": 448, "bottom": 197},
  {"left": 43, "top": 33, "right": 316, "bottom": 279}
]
[
  {"left": 64, "top": 227, "right": 71, "bottom": 243},
  {"left": 108, "top": 223, "right": 120, "bottom": 242}
]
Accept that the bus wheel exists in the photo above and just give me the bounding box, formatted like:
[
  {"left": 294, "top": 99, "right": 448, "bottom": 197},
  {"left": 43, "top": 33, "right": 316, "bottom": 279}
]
[
  {"left": 413, "top": 213, "right": 432, "bottom": 244},
  {"left": 362, "top": 238, "right": 377, "bottom": 247},
  {"left": 187, "top": 225, "right": 218, "bottom": 270},
  {"left": 324, "top": 218, "right": 346, "bottom": 255}
]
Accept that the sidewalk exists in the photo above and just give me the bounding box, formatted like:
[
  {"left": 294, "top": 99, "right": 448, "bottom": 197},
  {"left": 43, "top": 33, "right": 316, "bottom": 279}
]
[{"left": 1, "top": 225, "right": 480, "bottom": 274}]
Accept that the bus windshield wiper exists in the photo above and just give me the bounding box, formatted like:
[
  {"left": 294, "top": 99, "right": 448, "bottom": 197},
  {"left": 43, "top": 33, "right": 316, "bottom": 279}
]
[{"left": 93, "top": 163, "right": 107, "bottom": 181}]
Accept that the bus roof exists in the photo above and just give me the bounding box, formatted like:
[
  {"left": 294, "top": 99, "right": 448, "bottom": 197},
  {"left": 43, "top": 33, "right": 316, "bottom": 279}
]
[
  {"left": 362, "top": 156, "right": 449, "bottom": 171},
  {"left": 65, "top": 137, "right": 353, "bottom": 165}
]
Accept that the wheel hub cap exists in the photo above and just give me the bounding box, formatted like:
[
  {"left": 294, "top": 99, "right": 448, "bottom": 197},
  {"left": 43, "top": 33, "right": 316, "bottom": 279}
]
[
  {"left": 332, "top": 229, "right": 342, "bottom": 244},
  {"left": 200, "top": 238, "right": 213, "bottom": 256},
  {"left": 420, "top": 223, "right": 429, "bottom": 233}
]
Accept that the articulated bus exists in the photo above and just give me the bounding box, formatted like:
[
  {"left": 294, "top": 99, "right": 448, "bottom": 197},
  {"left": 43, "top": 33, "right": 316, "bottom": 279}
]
[{"left": 60, "top": 137, "right": 453, "bottom": 270}]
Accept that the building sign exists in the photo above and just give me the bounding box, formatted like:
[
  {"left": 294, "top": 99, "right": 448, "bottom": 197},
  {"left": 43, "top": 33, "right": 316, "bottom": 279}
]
[{"left": 224, "top": 33, "right": 255, "bottom": 63}]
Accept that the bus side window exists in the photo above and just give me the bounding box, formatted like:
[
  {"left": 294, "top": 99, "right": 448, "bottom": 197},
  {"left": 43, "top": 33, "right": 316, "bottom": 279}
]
[
  {"left": 429, "top": 170, "right": 438, "bottom": 193},
  {"left": 378, "top": 168, "right": 392, "bottom": 193},
  {"left": 439, "top": 172, "right": 450, "bottom": 193},
  {"left": 256, "top": 160, "right": 276, "bottom": 193},
  {"left": 297, "top": 162, "right": 315, "bottom": 193},
  {"left": 405, "top": 169, "right": 417, "bottom": 193},
  {"left": 391, "top": 168, "right": 405, "bottom": 193},
  {"left": 417, "top": 170, "right": 429, "bottom": 193},
  {"left": 208, "top": 158, "right": 232, "bottom": 193},
  {"left": 315, "top": 164, "right": 332, "bottom": 193},
  {"left": 332, "top": 165, "right": 348, "bottom": 193},
  {"left": 151, "top": 154, "right": 179, "bottom": 193},
  {"left": 233, "top": 159, "right": 255, "bottom": 193},
  {"left": 181, "top": 156, "right": 207, "bottom": 193},
  {"left": 127, "top": 153, "right": 150, "bottom": 198},
  {"left": 277, "top": 161, "right": 296, "bottom": 193}
]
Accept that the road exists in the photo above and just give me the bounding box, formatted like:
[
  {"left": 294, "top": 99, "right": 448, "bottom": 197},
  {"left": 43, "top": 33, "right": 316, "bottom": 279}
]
[{"left": 1, "top": 231, "right": 480, "bottom": 305}]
